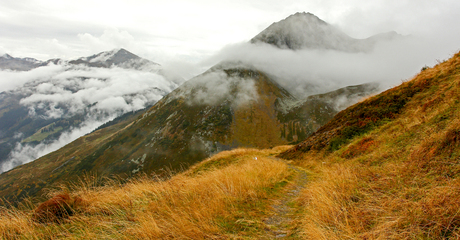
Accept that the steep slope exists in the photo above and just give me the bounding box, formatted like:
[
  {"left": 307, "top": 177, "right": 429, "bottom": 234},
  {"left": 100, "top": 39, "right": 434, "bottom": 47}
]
[
  {"left": 251, "top": 12, "right": 401, "bottom": 52},
  {"left": 0, "top": 49, "right": 176, "bottom": 172},
  {"left": 278, "top": 51, "right": 460, "bottom": 238},
  {"left": 0, "top": 147, "right": 295, "bottom": 239}
]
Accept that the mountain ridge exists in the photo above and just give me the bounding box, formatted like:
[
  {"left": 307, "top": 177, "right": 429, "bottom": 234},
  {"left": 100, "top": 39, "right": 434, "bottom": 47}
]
[{"left": 0, "top": 48, "right": 161, "bottom": 72}]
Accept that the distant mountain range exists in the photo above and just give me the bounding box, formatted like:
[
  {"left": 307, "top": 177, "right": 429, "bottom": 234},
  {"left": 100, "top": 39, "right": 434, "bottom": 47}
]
[
  {"left": 0, "top": 54, "right": 42, "bottom": 71},
  {"left": 0, "top": 49, "right": 179, "bottom": 173},
  {"left": 0, "top": 12, "right": 396, "bottom": 202},
  {"left": 0, "top": 48, "right": 161, "bottom": 71}
]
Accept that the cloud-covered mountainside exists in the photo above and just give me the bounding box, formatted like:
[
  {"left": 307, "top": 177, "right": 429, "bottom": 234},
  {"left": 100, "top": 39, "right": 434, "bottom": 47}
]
[
  {"left": 207, "top": 12, "right": 439, "bottom": 98},
  {"left": 0, "top": 61, "right": 379, "bottom": 202},
  {"left": 0, "top": 49, "right": 180, "bottom": 173}
]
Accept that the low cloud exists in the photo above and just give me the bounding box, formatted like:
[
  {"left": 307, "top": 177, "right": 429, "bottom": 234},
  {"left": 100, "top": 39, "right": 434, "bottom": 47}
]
[
  {"left": 203, "top": 34, "right": 455, "bottom": 98},
  {"left": 78, "top": 28, "right": 136, "bottom": 56},
  {"left": 0, "top": 64, "right": 63, "bottom": 92},
  {"left": 16, "top": 64, "right": 176, "bottom": 119},
  {"left": 0, "top": 117, "right": 109, "bottom": 173},
  {"left": 0, "top": 63, "right": 177, "bottom": 173},
  {"left": 177, "top": 70, "right": 259, "bottom": 107}
]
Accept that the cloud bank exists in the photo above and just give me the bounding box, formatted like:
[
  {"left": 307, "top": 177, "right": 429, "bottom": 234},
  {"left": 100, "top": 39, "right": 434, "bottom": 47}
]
[
  {"left": 203, "top": 34, "right": 453, "bottom": 98},
  {"left": 0, "top": 118, "right": 107, "bottom": 173},
  {"left": 0, "top": 64, "right": 177, "bottom": 173}
]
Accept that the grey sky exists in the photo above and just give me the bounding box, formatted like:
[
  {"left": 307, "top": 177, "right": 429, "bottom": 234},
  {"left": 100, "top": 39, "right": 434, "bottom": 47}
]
[{"left": 1, "top": 0, "right": 459, "bottom": 64}]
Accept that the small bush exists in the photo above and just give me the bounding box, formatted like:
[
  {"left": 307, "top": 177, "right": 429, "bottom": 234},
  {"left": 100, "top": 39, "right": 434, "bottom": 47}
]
[{"left": 32, "top": 193, "right": 83, "bottom": 223}]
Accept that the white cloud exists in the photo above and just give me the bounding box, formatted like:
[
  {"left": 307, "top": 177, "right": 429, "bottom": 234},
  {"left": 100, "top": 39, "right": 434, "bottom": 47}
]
[
  {"left": 178, "top": 70, "right": 259, "bottom": 107},
  {"left": 0, "top": 63, "right": 177, "bottom": 172},
  {"left": 0, "top": 117, "right": 110, "bottom": 173},
  {"left": 78, "top": 28, "right": 136, "bottom": 55},
  {"left": 204, "top": 33, "right": 452, "bottom": 98},
  {"left": 0, "top": 64, "right": 63, "bottom": 92},
  {"left": 16, "top": 65, "right": 176, "bottom": 119}
]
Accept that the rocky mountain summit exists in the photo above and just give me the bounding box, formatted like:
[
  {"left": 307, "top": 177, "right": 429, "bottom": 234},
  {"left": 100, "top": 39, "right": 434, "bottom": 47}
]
[{"left": 251, "top": 12, "right": 401, "bottom": 52}]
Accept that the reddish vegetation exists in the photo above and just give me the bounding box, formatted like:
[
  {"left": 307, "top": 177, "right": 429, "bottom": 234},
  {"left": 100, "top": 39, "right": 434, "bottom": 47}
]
[
  {"left": 341, "top": 137, "right": 376, "bottom": 159},
  {"left": 32, "top": 193, "right": 82, "bottom": 223},
  {"left": 278, "top": 54, "right": 444, "bottom": 160}
]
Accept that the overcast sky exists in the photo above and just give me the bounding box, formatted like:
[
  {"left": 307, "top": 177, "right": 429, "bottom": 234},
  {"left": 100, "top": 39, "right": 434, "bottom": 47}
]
[{"left": 1, "top": 0, "right": 459, "bottom": 64}]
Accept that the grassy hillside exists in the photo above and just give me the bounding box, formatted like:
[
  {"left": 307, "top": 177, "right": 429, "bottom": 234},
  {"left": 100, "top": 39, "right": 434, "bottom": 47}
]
[
  {"left": 0, "top": 66, "right": 376, "bottom": 203},
  {"left": 280, "top": 51, "right": 460, "bottom": 238},
  {"left": 0, "top": 109, "right": 146, "bottom": 203},
  {"left": 1, "top": 51, "right": 458, "bottom": 240},
  {"left": 0, "top": 147, "right": 298, "bottom": 239}
]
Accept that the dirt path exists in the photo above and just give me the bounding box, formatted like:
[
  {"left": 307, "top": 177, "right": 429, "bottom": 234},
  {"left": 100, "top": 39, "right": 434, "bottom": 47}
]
[{"left": 261, "top": 161, "right": 308, "bottom": 239}]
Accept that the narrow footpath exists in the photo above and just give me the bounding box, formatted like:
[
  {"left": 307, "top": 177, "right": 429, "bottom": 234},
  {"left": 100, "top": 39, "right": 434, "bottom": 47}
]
[{"left": 261, "top": 161, "right": 308, "bottom": 239}]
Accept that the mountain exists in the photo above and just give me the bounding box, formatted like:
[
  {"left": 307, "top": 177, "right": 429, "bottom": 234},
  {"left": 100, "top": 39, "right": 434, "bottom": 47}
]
[
  {"left": 0, "top": 49, "right": 177, "bottom": 173},
  {"left": 1, "top": 51, "right": 458, "bottom": 240},
  {"left": 0, "top": 63, "right": 378, "bottom": 202},
  {"left": 0, "top": 48, "right": 161, "bottom": 72},
  {"left": 0, "top": 13, "right": 384, "bottom": 202},
  {"left": 68, "top": 48, "right": 161, "bottom": 71},
  {"left": 0, "top": 54, "right": 42, "bottom": 71},
  {"left": 251, "top": 12, "right": 401, "bottom": 52}
]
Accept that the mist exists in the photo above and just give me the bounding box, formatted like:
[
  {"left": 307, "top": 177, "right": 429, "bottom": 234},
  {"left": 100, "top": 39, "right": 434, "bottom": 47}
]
[
  {"left": 177, "top": 70, "right": 259, "bottom": 107},
  {"left": 202, "top": 33, "right": 458, "bottom": 98},
  {"left": 0, "top": 117, "right": 108, "bottom": 173},
  {"left": 6, "top": 64, "right": 176, "bottom": 118}
]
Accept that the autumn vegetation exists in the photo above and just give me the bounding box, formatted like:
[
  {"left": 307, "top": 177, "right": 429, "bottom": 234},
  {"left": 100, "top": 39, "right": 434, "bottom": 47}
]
[
  {"left": 0, "top": 147, "right": 295, "bottom": 239},
  {"left": 292, "top": 51, "right": 460, "bottom": 239},
  {"left": 1, "top": 51, "right": 460, "bottom": 239}
]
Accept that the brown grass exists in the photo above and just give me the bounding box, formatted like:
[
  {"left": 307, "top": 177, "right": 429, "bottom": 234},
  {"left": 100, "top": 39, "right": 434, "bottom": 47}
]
[
  {"left": 292, "top": 51, "right": 460, "bottom": 239},
  {"left": 0, "top": 148, "right": 292, "bottom": 239}
]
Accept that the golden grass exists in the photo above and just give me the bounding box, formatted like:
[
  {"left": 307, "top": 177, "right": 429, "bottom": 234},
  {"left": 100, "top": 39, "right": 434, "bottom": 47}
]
[
  {"left": 0, "top": 148, "right": 292, "bottom": 239},
  {"left": 295, "top": 52, "right": 460, "bottom": 239}
]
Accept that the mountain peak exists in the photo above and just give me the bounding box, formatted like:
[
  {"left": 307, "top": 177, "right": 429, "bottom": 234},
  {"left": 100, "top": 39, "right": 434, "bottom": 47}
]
[
  {"left": 69, "top": 48, "right": 160, "bottom": 70},
  {"left": 1, "top": 53, "right": 13, "bottom": 59},
  {"left": 251, "top": 12, "right": 399, "bottom": 52}
]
